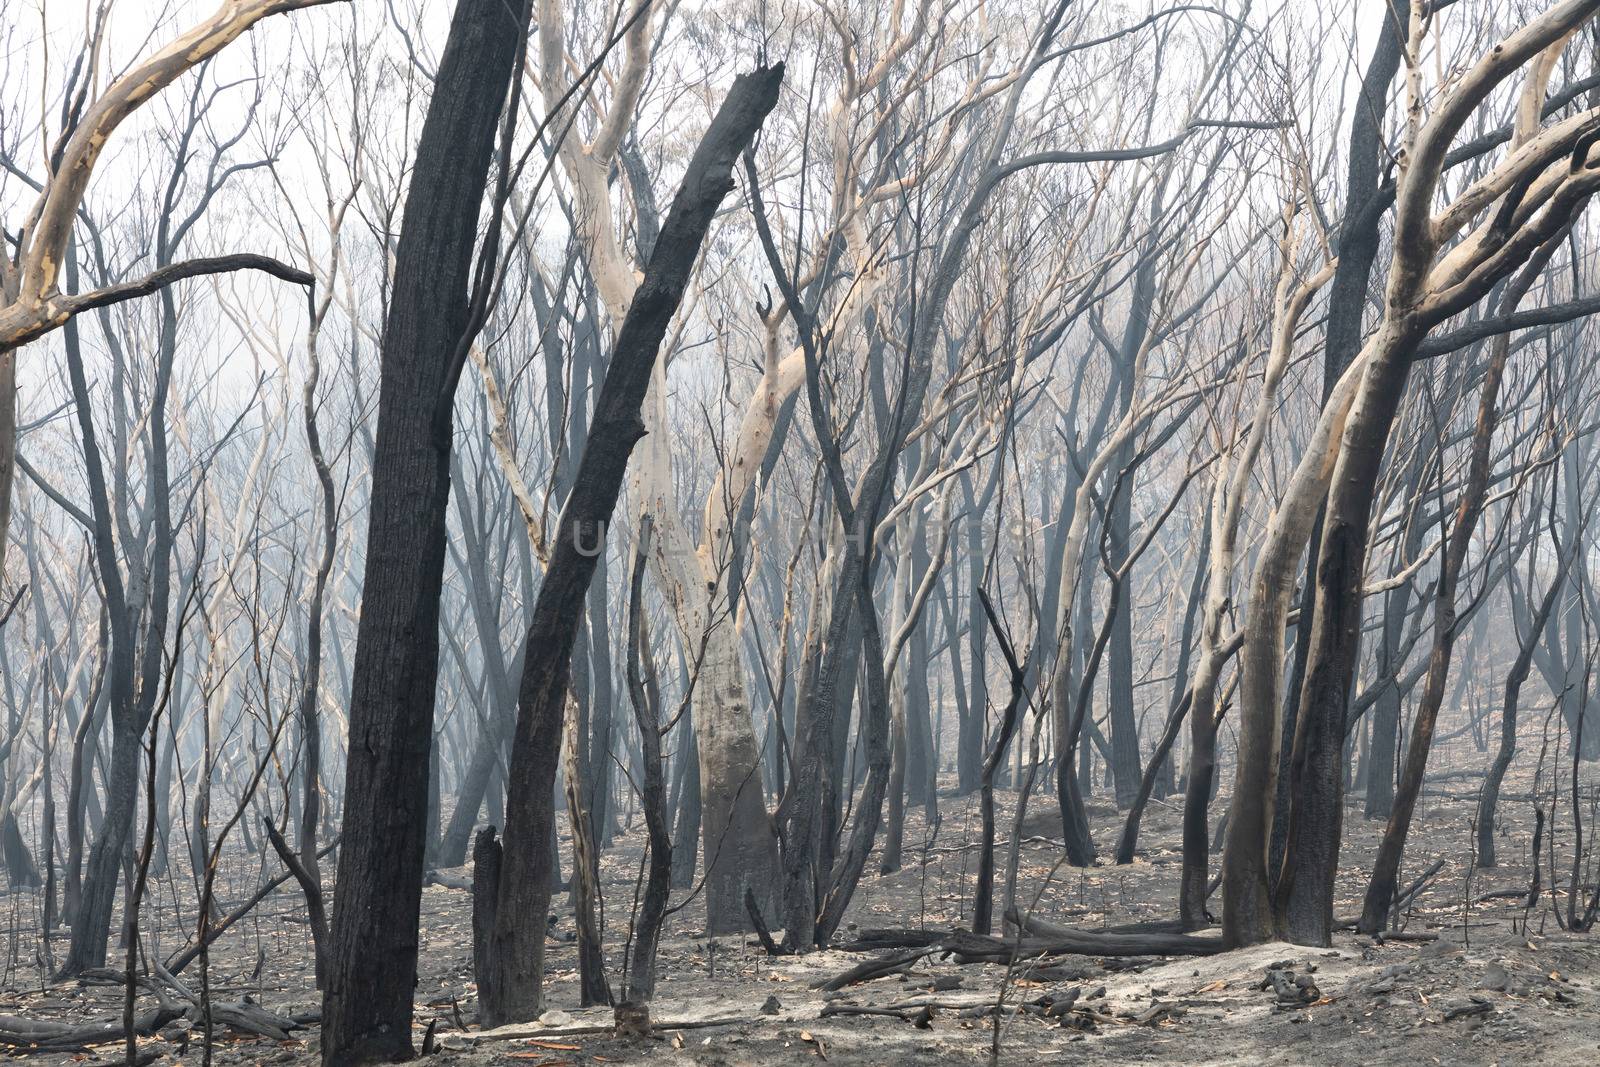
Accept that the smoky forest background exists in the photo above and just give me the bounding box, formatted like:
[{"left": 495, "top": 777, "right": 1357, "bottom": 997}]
[{"left": 2, "top": 0, "right": 1600, "bottom": 1064}]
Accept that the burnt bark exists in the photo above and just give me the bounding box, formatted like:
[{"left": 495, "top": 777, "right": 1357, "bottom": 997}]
[
  {"left": 321, "top": 0, "right": 530, "bottom": 1059},
  {"left": 1265, "top": 0, "right": 1410, "bottom": 908},
  {"left": 1356, "top": 234, "right": 1569, "bottom": 934},
  {"left": 475, "top": 64, "right": 783, "bottom": 1025},
  {"left": 620, "top": 515, "right": 673, "bottom": 1023},
  {"left": 971, "top": 591, "right": 1026, "bottom": 936},
  {"left": 1478, "top": 543, "right": 1569, "bottom": 867},
  {"left": 1276, "top": 348, "right": 1414, "bottom": 945}
]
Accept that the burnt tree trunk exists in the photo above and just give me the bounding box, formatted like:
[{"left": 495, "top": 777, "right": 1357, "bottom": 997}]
[
  {"left": 321, "top": 0, "right": 530, "bottom": 1060},
  {"left": 1357, "top": 244, "right": 1556, "bottom": 933},
  {"left": 971, "top": 591, "right": 1026, "bottom": 937},
  {"left": 619, "top": 515, "right": 673, "bottom": 1027},
  {"left": 1263, "top": 0, "right": 1410, "bottom": 912},
  {"left": 1478, "top": 541, "right": 1569, "bottom": 867},
  {"left": 475, "top": 65, "right": 783, "bottom": 1025},
  {"left": 1275, "top": 345, "right": 1415, "bottom": 946}
]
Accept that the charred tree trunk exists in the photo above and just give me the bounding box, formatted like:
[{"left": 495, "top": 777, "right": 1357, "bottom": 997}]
[
  {"left": 670, "top": 703, "right": 701, "bottom": 890},
  {"left": 1356, "top": 242, "right": 1560, "bottom": 934},
  {"left": 972, "top": 591, "right": 1025, "bottom": 937},
  {"left": 475, "top": 65, "right": 783, "bottom": 1025},
  {"left": 1478, "top": 540, "right": 1570, "bottom": 867},
  {"left": 1106, "top": 460, "right": 1142, "bottom": 809},
  {"left": 321, "top": 0, "right": 530, "bottom": 1059},
  {"left": 619, "top": 516, "right": 673, "bottom": 1027},
  {"left": 1224, "top": 0, "right": 1411, "bottom": 949},
  {"left": 1276, "top": 344, "right": 1414, "bottom": 945},
  {"left": 59, "top": 239, "right": 175, "bottom": 977}
]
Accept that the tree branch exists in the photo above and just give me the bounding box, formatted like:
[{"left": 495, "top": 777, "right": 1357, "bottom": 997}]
[
  {"left": 61, "top": 253, "right": 312, "bottom": 317},
  {"left": 1414, "top": 293, "right": 1600, "bottom": 359}
]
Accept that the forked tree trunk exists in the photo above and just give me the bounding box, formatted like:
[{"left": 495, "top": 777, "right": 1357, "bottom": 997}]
[
  {"left": 1226, "top": 0, "right": 1597, "bottom": 944},
  {"left": 60, "top": 721, "right": 139, "bottom": 974},
  {"left": 1276, "top": 352, "right": 1414, "bottom": 945}
]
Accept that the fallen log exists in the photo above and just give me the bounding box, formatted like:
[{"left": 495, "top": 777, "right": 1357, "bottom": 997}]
[
  {"left": 1475, "top": 888, "right": 1528, "bottom": 902},
  {"left": 845, "top": 920, "right": 1222, "bottom": 962},
  {"left": 1005, "top": 909, "right": 1225, "bottom": 956},
  {"left": 425, "top": 868, "right": 473, "bottom": 891},
  {"left": 0, "top": 1006, "right": 181, "bottom": 1052},
  {"left": 189, "top": 1000, "right": 301, "bottom": 1041},
  {"left": 940, "top": 930, "right": 1053, "bottom": 963},
  {"left": 469, "top": 1011, "right": 751, "bottom": 1043},
  {"left": 813, "top": 949, "right": 934, "bottom": 991},
  {"left": 819, "top": 1003, "right": 935, "bottom": 1028},
  {"left": 842, "top": 928, "right": 944, "bottom": 952}
]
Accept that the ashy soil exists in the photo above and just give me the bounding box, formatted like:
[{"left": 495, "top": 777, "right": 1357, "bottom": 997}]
[{"left": 3, "top": 737, "right": 1598, "bottom": 1066}]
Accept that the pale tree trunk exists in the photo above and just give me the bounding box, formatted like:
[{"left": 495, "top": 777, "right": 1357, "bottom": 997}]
[
  {"left": 1227, "top": 0, "right": 1600, "bottom": 946},
  {"left": 538, "top": 0, "right": 792, "bottom": 932}
]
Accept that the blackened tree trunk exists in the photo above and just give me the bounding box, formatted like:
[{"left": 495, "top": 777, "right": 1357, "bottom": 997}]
[
  {"left": 1106, "top": 458, "right": 1142, "bottom": 809},
  {"left": 619, "top": 515, "right": 673, "bottom": 1029},
  {"left": 1266, "top": 0, "right": 1410, "bottom": 897},
  {"left": 1274, "top": 342, "right": 1415, "bottom": 945},
  {"left": 1478, "top": 538, "right": 1570, "bottom": 867},
  {"left": 1117, "top": 517, "right": 1210, "bottom": 863},
  {"left": 971, "top": 591, "right": 1025, "bottom": 936},
  {"left": 670, "top": 701, "right": 702, "bottom": 889},
  {"left": 321, "top": 0, "right": 530, "bottom": 1060},
  {"left": 58, "top": 234, "right": 175, "bottom": 977},
  {"left": 476, "top": 64, "right": 783, "bottom": 1025}
]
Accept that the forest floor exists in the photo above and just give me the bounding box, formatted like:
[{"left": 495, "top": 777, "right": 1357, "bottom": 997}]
[{"left": 3, "top": 737, "right": 1599, "bottom": 1065}]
